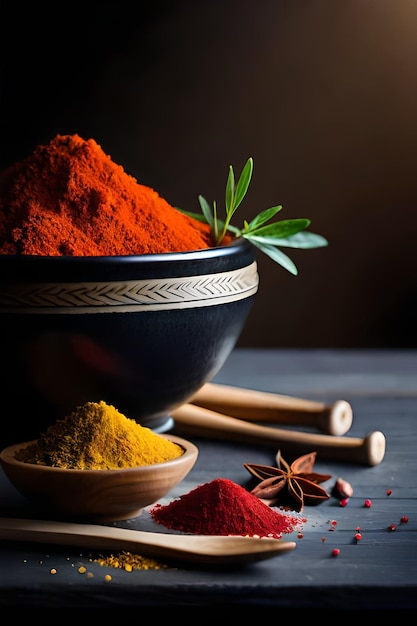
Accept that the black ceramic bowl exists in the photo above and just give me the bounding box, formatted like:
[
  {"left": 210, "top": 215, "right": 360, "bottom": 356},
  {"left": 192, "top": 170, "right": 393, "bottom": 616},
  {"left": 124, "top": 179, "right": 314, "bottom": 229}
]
[{"left": 0, "top": 238, "right": 258, "bottom": 448}]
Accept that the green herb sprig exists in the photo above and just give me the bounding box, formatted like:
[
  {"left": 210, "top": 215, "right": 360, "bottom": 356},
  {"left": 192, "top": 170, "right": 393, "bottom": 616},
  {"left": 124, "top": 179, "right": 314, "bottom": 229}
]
[{"left": 177, "top": 157, "right": 328, "bottom": 275}]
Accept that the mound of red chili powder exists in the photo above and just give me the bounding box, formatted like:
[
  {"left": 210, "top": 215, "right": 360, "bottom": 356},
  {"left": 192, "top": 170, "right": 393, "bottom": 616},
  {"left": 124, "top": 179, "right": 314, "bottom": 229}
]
[
  {"left": 150, "top": 478, "right": 304, "bottom": 539},
  {"left": 0, "top": 134, "right": 217, "bottom": 256}
]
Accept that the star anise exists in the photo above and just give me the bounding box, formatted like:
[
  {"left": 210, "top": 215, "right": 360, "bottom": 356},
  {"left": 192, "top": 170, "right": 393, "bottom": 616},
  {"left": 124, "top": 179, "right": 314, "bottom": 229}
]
[{"left": 244, "top": 450, "right": 331, "bottom": 512}]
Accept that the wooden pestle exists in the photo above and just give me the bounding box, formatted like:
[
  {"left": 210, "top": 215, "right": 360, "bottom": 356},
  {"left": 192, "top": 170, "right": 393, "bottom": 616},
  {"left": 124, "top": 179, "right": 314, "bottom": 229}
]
[
  {"left": 190, "top": 382, "right": 353, "bottom": 436},
  {"left": 171, "top": 404, "right": 386, "bottom": 466}
]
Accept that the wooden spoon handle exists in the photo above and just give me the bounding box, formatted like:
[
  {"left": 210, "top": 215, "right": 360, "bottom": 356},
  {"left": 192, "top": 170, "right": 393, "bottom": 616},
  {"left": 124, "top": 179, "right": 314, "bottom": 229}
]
[
  {"left": 171, "top": 404, "right": 386, "bottom": 466},
  {"left": 0, "top": 518, "right": 296, "bottom": 565},
  {"left": 190, "top": 382, "right": 353, "bottom": 436}
]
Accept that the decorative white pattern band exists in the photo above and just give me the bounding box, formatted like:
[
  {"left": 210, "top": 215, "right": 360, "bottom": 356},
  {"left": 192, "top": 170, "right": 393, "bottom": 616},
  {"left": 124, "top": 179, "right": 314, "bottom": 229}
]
[{"left": 0, "top": 262, "right": 259, "bottom": 314}]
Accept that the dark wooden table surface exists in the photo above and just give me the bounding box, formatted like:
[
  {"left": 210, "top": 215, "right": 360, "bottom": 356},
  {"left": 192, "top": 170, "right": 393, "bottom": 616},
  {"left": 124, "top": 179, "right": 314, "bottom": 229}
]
[{"left": 1, "top": 349, "right": 416, "bottom": 609}]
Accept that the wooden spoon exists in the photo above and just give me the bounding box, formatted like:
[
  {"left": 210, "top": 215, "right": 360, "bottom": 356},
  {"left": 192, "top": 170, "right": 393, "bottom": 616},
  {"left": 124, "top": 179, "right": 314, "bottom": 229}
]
[{"left": 0, "top": 517, "right": 296, "bottom": 566}]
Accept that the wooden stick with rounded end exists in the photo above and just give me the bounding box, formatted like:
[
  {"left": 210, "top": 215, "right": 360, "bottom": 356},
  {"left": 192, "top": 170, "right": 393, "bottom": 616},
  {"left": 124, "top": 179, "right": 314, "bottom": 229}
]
[
  {"left": 171, "top": 404, "right": 386, "bottom": 466},
  {"left": 190, "top": 382, "right": 353, "bottom": 436}
]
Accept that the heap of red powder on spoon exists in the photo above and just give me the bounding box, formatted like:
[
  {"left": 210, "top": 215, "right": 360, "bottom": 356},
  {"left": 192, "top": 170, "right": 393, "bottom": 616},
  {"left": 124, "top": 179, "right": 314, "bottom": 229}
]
[{"left": 150, "top": 477, "right": 305, "bottom": 539}]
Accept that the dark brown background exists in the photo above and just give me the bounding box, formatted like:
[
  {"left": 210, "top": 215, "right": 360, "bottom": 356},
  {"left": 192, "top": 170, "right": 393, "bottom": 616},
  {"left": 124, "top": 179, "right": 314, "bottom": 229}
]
[{"left": 1, "top": 0, "right": 416, "bottom": 348}]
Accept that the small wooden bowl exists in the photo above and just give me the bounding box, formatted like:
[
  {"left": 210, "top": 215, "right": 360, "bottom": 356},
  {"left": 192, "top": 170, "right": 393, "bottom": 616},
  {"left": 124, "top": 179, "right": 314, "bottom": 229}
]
[{"left": 0, "top": 434, "right": 198, "bottom": 522}]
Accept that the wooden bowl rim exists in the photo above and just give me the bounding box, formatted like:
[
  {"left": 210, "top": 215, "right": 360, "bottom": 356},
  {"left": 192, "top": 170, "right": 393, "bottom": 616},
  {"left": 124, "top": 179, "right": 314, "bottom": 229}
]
[{"left": 0, "top": 433, "right": 199, "bottom": 475}]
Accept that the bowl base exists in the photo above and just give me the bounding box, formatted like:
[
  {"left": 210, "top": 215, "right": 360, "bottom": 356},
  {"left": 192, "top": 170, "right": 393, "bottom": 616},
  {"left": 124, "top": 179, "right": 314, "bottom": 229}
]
[
  {"left": 48, "top": 508, "right": 147, "bottom": 523},
  {"left": 84, "top": 508, "right": 145, "bottom": 523},
  {"left": 141, "top": 416, "right": 174, "bottom": 433}
]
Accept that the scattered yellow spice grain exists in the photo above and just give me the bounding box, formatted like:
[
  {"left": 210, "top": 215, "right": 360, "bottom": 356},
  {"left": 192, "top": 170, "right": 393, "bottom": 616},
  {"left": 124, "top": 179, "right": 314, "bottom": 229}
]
[{"left": 94, "top": 551, "right": 168, "bottom": 571}]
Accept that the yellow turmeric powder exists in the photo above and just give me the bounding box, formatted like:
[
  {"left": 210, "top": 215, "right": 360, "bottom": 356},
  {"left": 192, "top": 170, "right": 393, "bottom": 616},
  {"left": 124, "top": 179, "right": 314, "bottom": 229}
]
[{"left": 15, "top": 400, "right": 184, "bottom": 469}]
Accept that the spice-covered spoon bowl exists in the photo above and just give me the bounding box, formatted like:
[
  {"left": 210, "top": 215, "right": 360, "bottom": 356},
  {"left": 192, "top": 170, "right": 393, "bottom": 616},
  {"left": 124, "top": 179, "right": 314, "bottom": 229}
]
[{"left": 0, "top": 434, "right": 198, "bottom": 522}]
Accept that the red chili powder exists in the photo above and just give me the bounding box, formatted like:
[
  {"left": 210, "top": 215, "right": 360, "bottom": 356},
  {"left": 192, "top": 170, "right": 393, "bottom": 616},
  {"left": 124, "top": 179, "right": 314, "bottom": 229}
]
[
  {"left": 0, "top": 134, "right": 221, "bottom": 256},
  {"left": 150, "top": 477, "right": 304, "bottom": 539}
]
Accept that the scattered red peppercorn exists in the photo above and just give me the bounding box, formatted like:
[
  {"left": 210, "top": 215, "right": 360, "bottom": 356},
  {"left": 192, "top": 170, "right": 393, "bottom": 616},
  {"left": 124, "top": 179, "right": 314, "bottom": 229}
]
[
  {"left": 331, "top": 548, "right": 340, "bottom": 557},
  {"left": 356, "top": 526, "right": 361, "bottom": 532},
  {"left": 400, "top": 515, "right": 409, "bottom": 524},
  {"left": 386, "top": 489, "right": 392, "bottom": 496},
  {"left": 321, "top": 537, "right": 326, "bottom": 543},
  {"left": 297, "top": 533, "right": 304, "bottom": 539},
  {"left": 364, "top": 499, "right": 372, "bottom": 508},
  {"left": 331, "top": 519, "right": 337, "bottom": 526},
  {"left": 339, "top": 498, "right": 349, "bottom": 507},
  {"left": 355, "top": 532, "right": 362, "bottom": 541},
  {"left": 389, "top": 524, "right": 396, "bottom": 531}
]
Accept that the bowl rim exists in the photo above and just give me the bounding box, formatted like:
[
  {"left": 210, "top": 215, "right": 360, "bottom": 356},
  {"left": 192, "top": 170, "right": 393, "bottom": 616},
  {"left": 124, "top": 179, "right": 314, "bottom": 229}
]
[
  {"left": 0, "top": 237, "right": 252, "bottom": 265},
  {"left": 0, "top": 434, "right": 199, "bottom": 475}
]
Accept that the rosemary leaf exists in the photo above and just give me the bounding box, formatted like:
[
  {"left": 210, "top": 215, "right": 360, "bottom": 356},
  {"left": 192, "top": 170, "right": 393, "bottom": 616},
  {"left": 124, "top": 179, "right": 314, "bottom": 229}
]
[
  {"left": 244, "top": 206, "right": 283, "bottom": 230},
  {"left": 248, "top": 239, "right": 299, "bottom": 275},
  {"left": 177, "top": 157, "right": 328, "bottom": 273}
]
